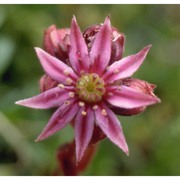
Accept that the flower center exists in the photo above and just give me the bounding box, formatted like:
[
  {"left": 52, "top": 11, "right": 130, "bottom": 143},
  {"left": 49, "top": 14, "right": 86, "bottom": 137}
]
[{"left": 76, "top": 73, "right": 105, "bottom": 103}]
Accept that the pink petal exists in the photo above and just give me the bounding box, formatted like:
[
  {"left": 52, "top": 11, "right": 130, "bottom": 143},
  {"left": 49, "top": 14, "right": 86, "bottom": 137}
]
[
  {"left": 109, "top": 104, "right": 146, "bottom": 116},
  {"left": 36, "top": 100, "right": 79, "bottom": 141},
  {"left": 69, "top": 16, "right": 90, "bottom": 74},
  {"left": 103, "top": 45, "right": 151, "bottom": 82},
  {"left": 109, "top": 30, "right": 125, "bottom": 64},
  {"left": 90, "top": 16, "right": 111, "bottom": 75},
  {"left": 15, "top": 87, "right": 69, "bottom": 109},
  {"left": 106, "top": 85, "right": 161, "bottom": 109},
  {"left": 35, "top": 48, "right": 77, "bottom": 85},
  {"left": 75, "top": 106, "right": 94, "bottom": 162},
  {"left": 94, "top": 103, "right": 129, "bottom": 155},
  {"left": 122, "top": 78, "right": 157, "bottom": 97}
]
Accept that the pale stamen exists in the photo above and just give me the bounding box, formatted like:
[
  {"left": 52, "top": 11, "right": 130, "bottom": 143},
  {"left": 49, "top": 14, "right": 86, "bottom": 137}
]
[
  {"left": 101, "top": 109, "right": 107, "bottom": 116},
  {"left": 81, "top": 111, "right": 87, "bottom": 116},
  {"left": 69, "top": 92, "right": 75, "bottom": 98},
  {"left": 66, "top": 78, "right": 73, "bottom": 85},
  {"left": 58, "top": 84, "right": 65, "bottom": 89},
  {"left": 79, "top": 101, "right": 85, "bottom": 107},
  {"left": 63, "top": 70, "right": 70, "bottom": 76},
  {"left": 64, "top": 100, "right": 70, "bottom": 105},
  {"left": 93, "top": 105, "right": 98, "bottom": 110}
]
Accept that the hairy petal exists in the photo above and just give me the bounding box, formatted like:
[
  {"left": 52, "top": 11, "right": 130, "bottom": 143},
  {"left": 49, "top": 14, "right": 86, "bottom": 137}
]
[
  {"left": 90, "top": 16, "right": 111, "bottom": 75},
  {"left": 36, "top": 100, "right": 79, "bottom": 142},
  {"left": 69, "top": 16, "right": 90, "bottom": 74},
  {"left": 75, "top": 107, "right": 94, "bottom": 163},
  {"left": 35, "top": 48, "right": 77, "bottom": 85},
  {"left": 103, "top": 45, "right": 151, "bottom": 82},
  {"left": 94, "top": 103, "right": 128, "bottom": 155},
  {"left": 15, "top": 87, "right": 69, "bottom": 109},
  {"left": 106, "top": 85, "right": 161, "bottom": 109}
]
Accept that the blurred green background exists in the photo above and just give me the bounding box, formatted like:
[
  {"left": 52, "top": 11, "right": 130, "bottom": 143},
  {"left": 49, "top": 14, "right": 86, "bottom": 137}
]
[{"left": 0, "top": 4, "right": 180, "bottom": 175}]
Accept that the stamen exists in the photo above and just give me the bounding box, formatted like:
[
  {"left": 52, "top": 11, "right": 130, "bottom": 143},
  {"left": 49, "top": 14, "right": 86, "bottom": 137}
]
[
  {"left": 93, "top": 105, "right": 98, "bottom": 110},
  {"left": 79, "top": 101, "right": 85, "bottom": 107},
  {"left": 64, "top": 101, "right": 70, "bottom": 105},
  {"left": 81, "top": 111, "right": 87, "bottom": 116},
  {"left": 58, "top": 84, "right": 64, "bottom": 89},
  {"left": 69, "top": 92, "right": 75, "bottom": 98},
  {"left": 101, "top": 109, "right": 107, "bottom": 116},
  {"left": 66, "top": 78, "right": 73, "bottom": 85},
  {"left": 63, "top": 70, "right": 70, "bottom": 76}
]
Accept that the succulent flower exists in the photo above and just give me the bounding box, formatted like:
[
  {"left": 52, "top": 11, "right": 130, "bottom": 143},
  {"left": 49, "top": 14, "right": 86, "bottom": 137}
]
[{"left": 16, "top": 16, "right": 160, "bottom": 162}]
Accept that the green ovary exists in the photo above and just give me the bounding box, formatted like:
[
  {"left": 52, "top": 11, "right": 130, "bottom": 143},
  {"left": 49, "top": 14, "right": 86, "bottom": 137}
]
[{"left": 76, "top": 73, "right": 105, "bottom": 103}]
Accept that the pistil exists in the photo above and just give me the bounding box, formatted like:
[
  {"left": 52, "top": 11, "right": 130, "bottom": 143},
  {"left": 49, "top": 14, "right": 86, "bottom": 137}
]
[{"left": 76, "top": 73, "right": 105, "bottom": 103}]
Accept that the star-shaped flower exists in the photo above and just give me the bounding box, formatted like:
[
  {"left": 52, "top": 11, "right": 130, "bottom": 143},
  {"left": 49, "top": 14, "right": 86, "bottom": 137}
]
[{"left": 16, "top": 16, "right": 160, "bottom": 162}]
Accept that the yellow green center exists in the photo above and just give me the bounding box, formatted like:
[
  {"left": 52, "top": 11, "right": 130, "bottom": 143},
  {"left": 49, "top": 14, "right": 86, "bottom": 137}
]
[{"left": 76, "top": 73, "right": 105, "bottom": 103}]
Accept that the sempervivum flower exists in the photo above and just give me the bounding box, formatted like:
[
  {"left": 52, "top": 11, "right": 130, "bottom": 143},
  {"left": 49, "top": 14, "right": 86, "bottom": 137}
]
[{"left": 16, "top": 16, "right": 160, "bottom": 162}]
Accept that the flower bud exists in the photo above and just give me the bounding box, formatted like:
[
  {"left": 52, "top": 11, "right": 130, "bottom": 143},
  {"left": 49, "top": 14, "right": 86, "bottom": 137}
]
[
  {"left": 43, "top": 25, "right": 70, "bottom": 63},
  {"left": 56, "top": 140, "right": 96, "bottom": 175},
  {"left": 83, "top": 24, "right": 125, "bottom": 64},
  {"left": 41, "top": 26, "right": 70, "bottom": 92},
  {"left": 110, "top": 78, "right": 157, "bottom": 116},
  {"left": 122, "top": 78, "right": 156, "bottom": 96},
  {"left": 39, "top": 74, "right": 58, "bottom": 92}
]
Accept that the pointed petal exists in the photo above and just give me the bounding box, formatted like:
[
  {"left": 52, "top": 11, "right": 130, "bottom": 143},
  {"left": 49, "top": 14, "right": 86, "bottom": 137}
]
[
  {"left": 35, "top": 48, "right": 77, "bottom": 85},
  {"left": 109, "top": 104, "right": 146, "bottom": 116},
  {"left": 36, "top": 100, "right": 79, "bottom": 141},
  {"left": 94, "top": 103, "right": 129, "bottom": 155},
  {"left": 90, "top": 16, "right": 111, "bottom": 74},
  {"left": 122, "top": 78, "right": 157, "bottom": 97},
  {"left": 15, "top": 87, "right": 69, "bottom": 109},
  {"left": 75, "top": 106, "right": 94, "bottom": 162},
  {"left": 69, "top": 16, "right": 90, "bottom": 74},
  {"left": 103, "top": 45, "right": 151, "bottom": 82},
  {"left": 106, "top": 85, "right": 161, "bottom": 109}
]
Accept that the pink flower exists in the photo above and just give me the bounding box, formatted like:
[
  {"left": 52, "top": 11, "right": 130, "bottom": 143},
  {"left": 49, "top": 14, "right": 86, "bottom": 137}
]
[{"left": 16, "top": 16, "right": 160, "bottom": 162}]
